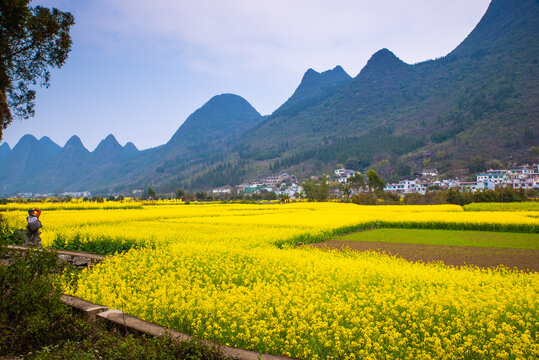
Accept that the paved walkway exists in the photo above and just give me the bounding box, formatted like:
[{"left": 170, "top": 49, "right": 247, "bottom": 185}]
[{"left": 7, "top": 245, "right": 106, "bottom": 261}]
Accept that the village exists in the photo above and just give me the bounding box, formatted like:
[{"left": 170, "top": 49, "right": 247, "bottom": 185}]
[
  {"left": 211, "top": 163, "right": 539, "bottom": 199},
  {"left": 9, "top": 164, "right": 539, "bottom": 201}
]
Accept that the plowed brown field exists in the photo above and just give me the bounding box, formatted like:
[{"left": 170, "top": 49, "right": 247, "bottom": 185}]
[{"left": 308, "top": 240, "right": 539, "bottom": 272}]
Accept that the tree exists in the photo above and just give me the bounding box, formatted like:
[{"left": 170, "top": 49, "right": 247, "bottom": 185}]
[
  {"left": 0, "top": 1, "right": 74, "bottom": 140},
  {"left": 301, "top": 175, "right": 330, "bottom": 201},
  {"left": 278, "top": 193, "right": 289, "bottom": 203},
  {"left": 338, "top": 182, "right": 352, "bottom": 202},
  {"left": 468, "top": 156, "right": 486, "bottom": 174},
  {"left": 175, "top": 188, "right": 185, "bottom": 200},
  {"left": 147, "top": 187, "right": 156, "bottom": 200},
  {"left": 367, "top": 170, "right": 385, "bottom": 192},
  {"left": 347, "top": 172, "right": 365, "bottom": 194},
  {"left": 447, "top": 188, "right": 472, "bottom": 205}
]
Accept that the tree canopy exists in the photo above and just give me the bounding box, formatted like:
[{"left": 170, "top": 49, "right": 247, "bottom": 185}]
[
  {"left": 0, "top": 1, "right": 74, "bottom": 140},
  {"left": 347, "top": 172, "right": 365, "bottom": 193},
  {"left": 367, "top": 170, "right": 385, "bottom": 192},
  {"left": 301, "top": 175, "right": 330, "bottom": 201}
]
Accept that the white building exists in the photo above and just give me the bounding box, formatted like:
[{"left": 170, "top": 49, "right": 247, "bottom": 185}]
[
  {"left": 263, "top": 175, "right": 280, "bottom": 186},
  {"left": 212, "top": 186, "right": 232, "bottom": 195},
  {"left": 335, "top": 168, "right": 359, "bottom": 184},
  {"left": 278, "top": 172, "right": 290, "bottom": 180},
  {"left": 476, "top": 166, "right": 539, "bottom": 190},
  {"left": 283, "top": 184, "right": 303, "bottom": 199},
  {"left": 384, "top": 180, "right": 420, "bottom": 194},
  {"left": 476, "top": 170, "right": 508, "bottom": 185},
  {"left": 421, "top": 169, "right": 439, "bottom": 177},
  {"left": 62, "top": 191, "right": 91, "bottom": 198},
  {"left": 334, "top": 168, "right": 357, "bottom": 177}
]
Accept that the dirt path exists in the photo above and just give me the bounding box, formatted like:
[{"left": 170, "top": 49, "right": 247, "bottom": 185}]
[{"left": 308, "top": 240, "right": 539, "bottom": 272}]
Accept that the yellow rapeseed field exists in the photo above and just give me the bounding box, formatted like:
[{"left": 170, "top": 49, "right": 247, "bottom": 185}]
[
  {"left": 2, "top": 202, "right": 538, "bottom": 359},
  {"left": 2, "top": 203, "right": 537, "bottom": 249},
  {"left": 74, "top": 244, "right": 538, "bottom": 360}
]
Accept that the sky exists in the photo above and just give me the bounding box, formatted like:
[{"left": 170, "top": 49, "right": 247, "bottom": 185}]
[{"left": 2, "top": 0, "right": 491, "bottom": 151}]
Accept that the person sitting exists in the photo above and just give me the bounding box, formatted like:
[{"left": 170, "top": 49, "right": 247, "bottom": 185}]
[{"left": 25, "top": 208, "right": 42, "bottom": 247}]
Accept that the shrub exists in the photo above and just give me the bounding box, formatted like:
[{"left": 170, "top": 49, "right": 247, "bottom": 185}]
[
  {"left": 403, "top": 191, "right": 446, "bottom": 205},
  {"left": 0, "top": 237, "right": 231, "bottom": 359},
  {"left": 351, "top": 192, "right": 376, "bottom": 205},
  {"left": 0, "top": 216, "right": 25, "bottom": 245},
  {"left": 26, "top": 333, "right": 231, "bottom": 360},
  {"left": 0, "top": 248, "right": 90, "bottom": 355}
]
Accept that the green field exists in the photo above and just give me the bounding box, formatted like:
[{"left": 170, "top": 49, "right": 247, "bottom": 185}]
[
  {"left": 463, "top": 202, "right": 539, "bottom": 212},
  {"left": 337, "top": 228, "right": 539, "bottom": 250}
]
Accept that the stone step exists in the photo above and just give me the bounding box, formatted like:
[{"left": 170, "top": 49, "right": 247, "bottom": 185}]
[
  {"left": 7, "top": 245, "right": 106, "bottom": 268},
  {"left": 62, "top": 294, "right": 295, "bottom": 360}
]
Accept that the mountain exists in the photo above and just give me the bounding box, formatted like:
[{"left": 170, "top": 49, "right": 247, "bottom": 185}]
[
  {"left": 1, "top": 0, "right": 537, "bottom": 195},
  {"left": 120, "top": 94, "right": 263, "bottom": 191},
  {"left": 92, "top": 134, "right": 124, "bottom": 160},
  {"left": 0, "top": 142, "right": 10, "bottom": 164},
  {"left": 271, "top": 66, "right": 352, "bottom": 117},
  {"left": 0, "top": 135, "right": 60, "bottom": 193},
  {"left": 57, "top": 136, "right": 90, "bottom": 164},
  {"left": 51, "top": 135, "right": 90, "bottom": 174},
  {"left": 167, "top": 94, "right": 261, "bottom": 155},
  {"left": 38, "top": 137, "right": 62, "bottom": 159},
  {"left": 124, "top": 142, "right": 138, "bottom": 154},
  {"left": 0, "top": 94, "right": 262, "bottom": 194},
  {"left": 236, "top": 0, "right": 539, "bottom": 178},
  {"left": 41, "top": 135, "right": 90, "bottom": 190}
]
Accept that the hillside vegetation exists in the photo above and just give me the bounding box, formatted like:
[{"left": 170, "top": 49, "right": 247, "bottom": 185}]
[{"left": 0, "top": 0, "right": 537, "bottom": 194}]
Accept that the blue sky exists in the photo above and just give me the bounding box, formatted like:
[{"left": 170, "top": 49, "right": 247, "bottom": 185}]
[{"left": 2, "top": 0, "right": 491, "bottom": 150}]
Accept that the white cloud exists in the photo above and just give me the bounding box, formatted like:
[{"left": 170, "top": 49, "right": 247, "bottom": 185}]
[{"left": 82, "top": 0, "right": 490, "bottom": 75}]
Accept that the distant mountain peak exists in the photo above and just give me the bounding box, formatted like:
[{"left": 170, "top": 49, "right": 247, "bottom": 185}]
[
  {"left": 271, "top": 65, "right": 352, "bottom": 117},
  {"left": 38, "top": 136, "right": 61, "bottom": 158},
  {"left": 365, "top": 48, "right": 407, "bottom": 70},
  {"left": 206, "top": 93, "right": 250, "bottom": 106},
  {"left": 450, "top": 0, "right": 538, "bottom": 58},
  {"left": 16, "top": 134, "right": 39, "bottom": 145},
  {"left": 124, "top": 141, "right": 138, "bottom": 150},
  {"left": 94, "top": 134, "right": 123, "bottom": 157},
  {"left": 303, "top": 68, "right": 319, "bottom": 79},
  {"left": 65, "top": 135, "right": 84, "bottom": 147},
  {"left": 299, "top": 65, "right": 351, "bottom": 86},
  {"left": 62, "top": 136, "right": 89, "bottom": 155},
  {"left": 0, "top": 142, "right": 10, "bottom": 162},
  {"left": 100, "top": 134, "right": 120, "bottom": 146},
  {"left": 167, "top": 93, "right": 261, "bottom": 147},
  {"left": 39, "top": 136, "right": 53, "bottom": 143},
  {"left": 124, "top": 142, "right": 139, "bottom": 154},
  {"left": 38, "top": 136, "right": 60, "bottom": 148}
]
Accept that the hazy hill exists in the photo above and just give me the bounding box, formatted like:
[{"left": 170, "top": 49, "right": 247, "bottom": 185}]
[
  {"left": 38, "top": 136, "right": 62, "bottom": 159},
  {"left": 0, "top": 135, "right": 61, "bottom": 193},
  {"left": 0, "top": 94, "right": 263, "bottom": 194},
  {"left": 1, "top": 0, "right": 538, "bottom": 195},
  {"left": 92, "top": 134, "right": 125, "bottom": 161},
  {"left": 271, "top": 66, "right": 352, "bottom": 117},
  {"left": 0, "top": 142, "right": 10, "bottom": 163},
  {"left": 124, "top": 142, "right": 138, "bottom": 154},
  {"left": 167, "top": 94, "right": 261, "bottom": 155}
]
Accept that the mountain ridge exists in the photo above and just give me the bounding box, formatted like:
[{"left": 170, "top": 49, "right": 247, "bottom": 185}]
[{"left": 0, "top": 0, "right": 537, "bottom": 195}]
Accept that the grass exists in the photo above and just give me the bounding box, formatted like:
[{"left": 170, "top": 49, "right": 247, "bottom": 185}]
[
  {"left": 463, "top": 202, "right": 539, "bottom": 212},
  {"left": 337, "top": 228, "right": 539, "bottom": 250}
]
